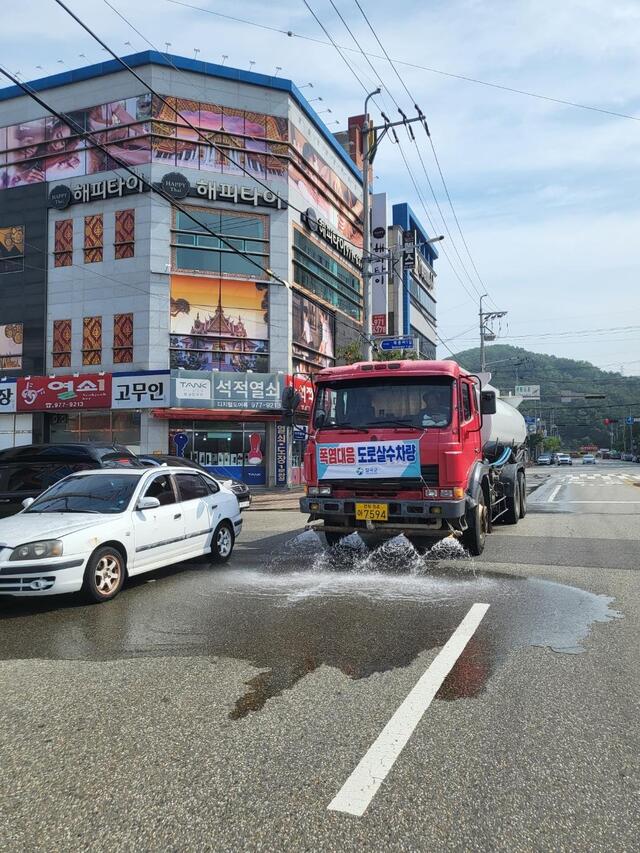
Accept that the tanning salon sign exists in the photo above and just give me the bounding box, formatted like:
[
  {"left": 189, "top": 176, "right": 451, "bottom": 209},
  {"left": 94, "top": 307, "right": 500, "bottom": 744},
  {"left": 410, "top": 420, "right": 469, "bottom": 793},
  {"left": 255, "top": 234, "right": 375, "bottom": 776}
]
[{"left": 316, "top": 440, "right": 420, "bottom": 480}]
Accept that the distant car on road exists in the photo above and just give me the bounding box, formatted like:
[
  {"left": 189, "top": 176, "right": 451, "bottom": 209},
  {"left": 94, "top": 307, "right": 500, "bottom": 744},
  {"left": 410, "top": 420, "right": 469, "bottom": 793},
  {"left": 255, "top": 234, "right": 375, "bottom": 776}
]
[
  {"left": 582, "top": 454, "right": 596, "bottom": 464},
  {"left": 0, "top": 443, "right": 142, "bottom": 519},
  {"left": 557, "top": 454, "right": 573, "bottom": 466},
  {"left": 136, "top": 454, "right": 251, "bottom": 510},
  {"left": 610, "top": 451, "right": 621, "bottom": 459},
  {"left": 0, "top": 467, "right": 242, "bottom": 601},
  {"left": 537, "top": 454, "right": 552, "bottom": 465},
  {"left": 621, "top": 453, "right": 635, "bottom": 462}
]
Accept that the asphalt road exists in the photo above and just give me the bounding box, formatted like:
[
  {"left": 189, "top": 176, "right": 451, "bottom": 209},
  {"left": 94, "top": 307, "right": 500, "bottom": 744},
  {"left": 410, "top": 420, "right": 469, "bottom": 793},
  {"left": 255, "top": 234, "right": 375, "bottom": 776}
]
[{"left": 1, "top": 461, "right": 639, "bottom": 851}]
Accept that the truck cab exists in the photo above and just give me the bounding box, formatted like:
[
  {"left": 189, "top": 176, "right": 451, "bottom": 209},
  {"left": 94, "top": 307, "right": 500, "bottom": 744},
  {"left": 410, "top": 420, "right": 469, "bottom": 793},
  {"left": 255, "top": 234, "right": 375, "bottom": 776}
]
[{"left": 295, "top": 359, "right": 526, "bottom": 554}]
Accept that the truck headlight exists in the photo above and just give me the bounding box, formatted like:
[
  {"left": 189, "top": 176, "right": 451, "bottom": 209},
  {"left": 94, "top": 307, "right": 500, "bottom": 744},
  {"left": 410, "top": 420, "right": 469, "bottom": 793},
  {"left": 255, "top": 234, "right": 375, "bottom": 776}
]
[
  {"left": 319, "top": 486, "right": 332, "bottom": 496},
  {"left": 9, "top": 540, "right": 63, "bottom": 561},
  {"left": 308, "top": 486, "right": 320, "bottom": 496}
]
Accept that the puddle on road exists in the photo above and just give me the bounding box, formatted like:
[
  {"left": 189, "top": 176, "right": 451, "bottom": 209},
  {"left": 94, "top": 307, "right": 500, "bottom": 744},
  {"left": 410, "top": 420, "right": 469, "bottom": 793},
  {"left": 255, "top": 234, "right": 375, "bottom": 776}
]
[{"left": 0, "top": 533, "right": 620, "bottom": 719}]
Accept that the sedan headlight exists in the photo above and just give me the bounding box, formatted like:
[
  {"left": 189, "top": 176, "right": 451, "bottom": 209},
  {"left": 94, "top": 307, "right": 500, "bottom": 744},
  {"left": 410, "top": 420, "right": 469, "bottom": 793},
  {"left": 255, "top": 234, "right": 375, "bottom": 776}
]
[{"left": 9, "top": 539, "right": 63, "bottom": 561}]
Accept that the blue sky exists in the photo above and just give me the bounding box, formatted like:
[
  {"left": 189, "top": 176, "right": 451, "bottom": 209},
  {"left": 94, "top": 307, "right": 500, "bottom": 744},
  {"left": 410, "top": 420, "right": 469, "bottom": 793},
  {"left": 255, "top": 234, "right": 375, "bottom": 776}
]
[{"left": 3, "top": 0, "right": 640, "bottom": 375}]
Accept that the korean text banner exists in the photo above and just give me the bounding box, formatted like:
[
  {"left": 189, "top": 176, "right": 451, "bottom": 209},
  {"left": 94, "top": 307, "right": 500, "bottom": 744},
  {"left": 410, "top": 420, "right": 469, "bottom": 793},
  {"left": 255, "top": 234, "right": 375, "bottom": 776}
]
[
  {"left": 111, "top": 371, "right": 170, "bottom": 409},
  {"left": 171, "top": 370, "right": 284, "bottom": 411},
  {"left": 316, "top": 440, "right": 420, "bottom": 480},
  {"left": 17, "top": 374, "right": 111, "bottom": 412}
]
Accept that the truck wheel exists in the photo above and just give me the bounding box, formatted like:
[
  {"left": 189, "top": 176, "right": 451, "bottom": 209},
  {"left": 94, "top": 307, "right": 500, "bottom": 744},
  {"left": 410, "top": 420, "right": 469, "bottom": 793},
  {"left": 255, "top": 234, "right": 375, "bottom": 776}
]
[
  {"left": 519, "top": 473, "right": 527, "bottom": 518},
  {"left": 462, "top": 491, "right": 487, "bottom": 556},
  {"left": 503, "top": 479, "right": 520, "bottom": 525}
]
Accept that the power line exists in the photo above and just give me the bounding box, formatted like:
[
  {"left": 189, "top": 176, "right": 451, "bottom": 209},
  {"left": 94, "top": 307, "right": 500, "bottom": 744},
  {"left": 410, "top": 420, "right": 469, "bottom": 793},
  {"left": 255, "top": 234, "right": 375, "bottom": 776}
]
[
  {"left": 51, "top": 0, "right": 362, "bottom": 258},
  {"left": 164, "top": 0, "right": 640, "bottom": 124},
  {"left": 352, "top": 0, "right": 492, "bottom": 305}
]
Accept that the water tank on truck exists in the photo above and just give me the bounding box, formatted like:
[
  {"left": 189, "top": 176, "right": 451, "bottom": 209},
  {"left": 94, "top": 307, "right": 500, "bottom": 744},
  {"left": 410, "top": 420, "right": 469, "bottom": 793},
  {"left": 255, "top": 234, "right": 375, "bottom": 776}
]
[{"left": 479, "top": 383, "right": 527, "bottom": 456}]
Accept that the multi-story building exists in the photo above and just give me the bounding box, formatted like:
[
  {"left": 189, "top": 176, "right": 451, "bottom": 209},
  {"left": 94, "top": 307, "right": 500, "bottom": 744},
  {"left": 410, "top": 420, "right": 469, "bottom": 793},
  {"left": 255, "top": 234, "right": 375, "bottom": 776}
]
[{"left": 0, "top": 51, "right": 364, "bottom": 485}]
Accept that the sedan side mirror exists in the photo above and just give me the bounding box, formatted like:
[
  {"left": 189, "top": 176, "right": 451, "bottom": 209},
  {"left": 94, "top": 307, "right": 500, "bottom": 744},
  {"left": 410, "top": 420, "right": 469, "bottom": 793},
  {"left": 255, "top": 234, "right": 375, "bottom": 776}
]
[
  {"left": 22, "top": 497, "right": 35, "bottom": 510},
  {"left": 480, "top": 390, "right": 497, "bottom": 415},
  {"left": 137, "top": 496, "right": 161, "bottom": 511}
]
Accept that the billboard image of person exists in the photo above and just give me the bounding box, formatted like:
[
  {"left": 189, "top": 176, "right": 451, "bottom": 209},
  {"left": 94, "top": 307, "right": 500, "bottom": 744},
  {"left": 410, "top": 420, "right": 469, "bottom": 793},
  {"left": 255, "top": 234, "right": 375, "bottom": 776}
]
[{"left": 292, "top": 292, "right": 335, "bottom": 370}]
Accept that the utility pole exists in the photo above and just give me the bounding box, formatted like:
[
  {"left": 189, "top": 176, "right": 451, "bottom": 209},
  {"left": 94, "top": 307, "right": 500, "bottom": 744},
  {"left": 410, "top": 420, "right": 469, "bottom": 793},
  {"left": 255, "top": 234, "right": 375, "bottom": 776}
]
[
  {"left": 361, "top": 96, "right": 430, "bottom": 360},
  {"left": 479, "top": 294, "right": 507, "bottom": 372}
]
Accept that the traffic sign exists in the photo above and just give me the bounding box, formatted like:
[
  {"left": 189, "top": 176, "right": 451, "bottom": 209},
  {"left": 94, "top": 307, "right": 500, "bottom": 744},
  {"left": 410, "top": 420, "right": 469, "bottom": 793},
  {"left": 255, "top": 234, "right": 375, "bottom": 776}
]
[
  {"left": 379, "top": 337, "right": 415, "bottom": 351},
  {"left": 626, "top": 416, "right": 640, "bottom": 425}
]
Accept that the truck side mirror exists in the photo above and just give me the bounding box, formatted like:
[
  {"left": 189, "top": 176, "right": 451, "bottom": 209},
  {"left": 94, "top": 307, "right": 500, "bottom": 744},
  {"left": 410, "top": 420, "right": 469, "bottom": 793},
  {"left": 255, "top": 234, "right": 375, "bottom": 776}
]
[
  {"left": 480, "top": 390, "right": 497, "bottom": 415},
  {"left": 281, "top": 386, "right": 301, "bottom": 413}
]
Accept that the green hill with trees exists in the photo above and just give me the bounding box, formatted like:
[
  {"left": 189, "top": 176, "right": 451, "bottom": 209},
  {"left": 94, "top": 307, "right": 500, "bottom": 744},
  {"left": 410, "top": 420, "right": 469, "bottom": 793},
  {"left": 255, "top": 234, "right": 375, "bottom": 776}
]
[{"left": 451, "top": 344, "right": 640, "bottom": 451}]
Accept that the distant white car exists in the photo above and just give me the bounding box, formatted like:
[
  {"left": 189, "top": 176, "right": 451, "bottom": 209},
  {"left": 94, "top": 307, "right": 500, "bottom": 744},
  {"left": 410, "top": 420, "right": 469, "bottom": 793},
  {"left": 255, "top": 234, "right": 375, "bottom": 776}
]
[
  {"left": 557, "top": 454, "right": 573, "bottom": 466},
  {"left": 582, "top": 454, "right": 596, "bottom": 464},
  {"left": 0, "top": 468, "right": 242, "bottom": 602}
]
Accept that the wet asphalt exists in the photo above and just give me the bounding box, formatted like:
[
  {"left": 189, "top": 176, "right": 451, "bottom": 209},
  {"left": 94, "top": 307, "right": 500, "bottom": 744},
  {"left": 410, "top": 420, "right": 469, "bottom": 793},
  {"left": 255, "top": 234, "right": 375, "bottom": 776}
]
[{"left": 1, "top": 461, "right": 639, "bottom": 851}]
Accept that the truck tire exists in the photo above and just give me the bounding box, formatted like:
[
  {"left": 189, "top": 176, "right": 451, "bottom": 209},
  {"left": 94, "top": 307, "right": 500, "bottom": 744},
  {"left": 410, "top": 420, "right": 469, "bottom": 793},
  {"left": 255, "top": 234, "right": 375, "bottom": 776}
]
[
  {"left": 503, "top": 478, "right": 520, "bottom": 525},
  {"left": 462, "top": 491, "right": 487, "bottom": 556},
  {"left": 519, "top": 472, "right": 527, "bottom": 518}
]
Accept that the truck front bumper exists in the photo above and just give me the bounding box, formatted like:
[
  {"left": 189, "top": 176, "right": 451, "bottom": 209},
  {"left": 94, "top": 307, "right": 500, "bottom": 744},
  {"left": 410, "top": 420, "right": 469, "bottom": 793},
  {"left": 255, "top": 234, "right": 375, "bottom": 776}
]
[{"left": 300, "top": 496, "right": 467, "bottom": 536}]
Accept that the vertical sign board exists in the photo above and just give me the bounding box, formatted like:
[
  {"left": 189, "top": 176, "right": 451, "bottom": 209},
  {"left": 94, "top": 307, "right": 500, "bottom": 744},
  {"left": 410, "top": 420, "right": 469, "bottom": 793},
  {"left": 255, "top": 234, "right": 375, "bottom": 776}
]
[
  {"left": 275, "top": 423, "right": 288, "bottom": 486},
  {"left": 371, "top": 192, "right": 388, "bottom": 336}
]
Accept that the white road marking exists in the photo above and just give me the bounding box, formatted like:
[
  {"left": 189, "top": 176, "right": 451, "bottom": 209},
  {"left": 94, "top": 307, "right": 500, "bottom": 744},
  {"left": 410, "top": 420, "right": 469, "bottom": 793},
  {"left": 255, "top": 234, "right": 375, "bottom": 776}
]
[
  {"left": 547, "top": 484, "right": 562, "bottom": 503},
  {"left": 560, "top": 500, "right": 640, "bottom": 504},
  {"left": 327, "top": 602, "right": 490, "bottom": 817}
]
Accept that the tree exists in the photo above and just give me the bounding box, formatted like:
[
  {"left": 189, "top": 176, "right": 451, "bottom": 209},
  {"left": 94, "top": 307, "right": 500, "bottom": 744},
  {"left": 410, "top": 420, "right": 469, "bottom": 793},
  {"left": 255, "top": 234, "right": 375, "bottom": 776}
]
[
  {"left": 543, "top": 436, "right": 561, "bottom": 452},
  {"left": 337, "top": 340, "right": 362, "bottom": 365}
]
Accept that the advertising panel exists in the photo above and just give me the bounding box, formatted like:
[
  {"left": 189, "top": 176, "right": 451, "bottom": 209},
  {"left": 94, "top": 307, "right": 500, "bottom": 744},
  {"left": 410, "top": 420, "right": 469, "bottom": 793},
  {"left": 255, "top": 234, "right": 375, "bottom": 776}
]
[
  {"left": 170, "top": 275, "right": 269, "bottom": 341},
  {"left": 111, "top": 371, "right": 170, "bottom": 409},
  {"left": 515, "top": 384, "right": 541, "bottom": 400},
  {"left": 371, "top": 192, "right": 388, "bottom": 335},
  {"left": 171, "top": 370, "right": 284, "bottom": 411},
  {"left": 316, "top": 440, "right": 420, "bottom": 480},
  {"left": 275, "top": 423, "right": 288, "bottom": 486},
  {"left": 16, "top": 374, "right": 112, "bottom": 412},
  {"left": 0, "top": 380, "right": 17, "bottom": 413},
  {"left": 0, "top": 226, "right": 24, "bottom": 273},
  {"left": 0, "top": 323, "right": 23, "bottom": 369},
  {"left": 292, "top": 292, "right": 335, "bottom": 370}
]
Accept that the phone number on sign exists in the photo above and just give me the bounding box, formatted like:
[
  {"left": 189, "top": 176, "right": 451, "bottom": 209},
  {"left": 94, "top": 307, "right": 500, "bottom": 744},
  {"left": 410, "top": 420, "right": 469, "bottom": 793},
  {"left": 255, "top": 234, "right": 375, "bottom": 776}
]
[{"left": 44, "top": 401, "right": 87, "bottom": 409}]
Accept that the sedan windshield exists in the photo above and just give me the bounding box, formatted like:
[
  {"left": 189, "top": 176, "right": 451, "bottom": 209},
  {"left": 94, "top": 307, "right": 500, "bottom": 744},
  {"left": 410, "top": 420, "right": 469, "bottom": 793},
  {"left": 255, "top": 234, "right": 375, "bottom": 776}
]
[
  {"left": 313, "top": 377, "right": 453, "bottom": 429},
  {"left": 26, "top": 474, "right": 141, "bottom": 514}
]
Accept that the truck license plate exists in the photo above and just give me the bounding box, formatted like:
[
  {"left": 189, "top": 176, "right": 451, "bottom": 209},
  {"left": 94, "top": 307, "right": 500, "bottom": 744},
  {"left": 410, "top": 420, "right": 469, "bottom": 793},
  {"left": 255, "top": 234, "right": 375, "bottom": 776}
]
[{"left": 355, "top": 502, "right": 388, "bottom": 521}]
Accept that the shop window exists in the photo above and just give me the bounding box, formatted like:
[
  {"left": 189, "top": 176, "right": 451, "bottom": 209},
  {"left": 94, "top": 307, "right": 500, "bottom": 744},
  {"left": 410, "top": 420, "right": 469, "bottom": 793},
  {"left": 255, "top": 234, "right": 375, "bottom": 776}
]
[
  {"left": 113, "top": 313, "right": 134, "bottom": 364},
  {"left": 82, "top": 316, "right": 102, "bottom": 365},
  {"left": 49, "top": 410, "right": 141, "bottom": 450},
  {"left": 52, "top": 319, "right": 72, "bottom": 368},
  {"left": 0, "top": 225, "right": 25, "bottom": 274},
  {"left": 171, "top": 207, "right": 268, "bottom": 278},
  {"left": 84, "top": 213, "right": 103, "bottom": 263},
  {"left": 114, "top": 209, "right": 135, "bottom": 259},
  {"left": 53, "top": 219, "right": 73, "bottom": 267},
  {"left": 168, "top": 423, "right": 266, "bottom": 486}
]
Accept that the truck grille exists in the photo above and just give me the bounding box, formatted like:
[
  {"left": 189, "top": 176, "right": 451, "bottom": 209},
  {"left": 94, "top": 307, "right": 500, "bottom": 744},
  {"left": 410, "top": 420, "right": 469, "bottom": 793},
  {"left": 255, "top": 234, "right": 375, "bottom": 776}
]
[{"left": 421, "top": 465, "right": 439, "bottom": 486}]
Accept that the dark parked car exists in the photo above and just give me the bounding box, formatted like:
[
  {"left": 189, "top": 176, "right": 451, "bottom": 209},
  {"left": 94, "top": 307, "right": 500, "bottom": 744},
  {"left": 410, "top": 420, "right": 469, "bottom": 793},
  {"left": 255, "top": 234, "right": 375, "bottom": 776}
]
[
  {"left": 136, "top": 454, "right": 252, "bottom": 510},
  {"left": 0, "top": 443, "right": 142, "bottom": 518}
]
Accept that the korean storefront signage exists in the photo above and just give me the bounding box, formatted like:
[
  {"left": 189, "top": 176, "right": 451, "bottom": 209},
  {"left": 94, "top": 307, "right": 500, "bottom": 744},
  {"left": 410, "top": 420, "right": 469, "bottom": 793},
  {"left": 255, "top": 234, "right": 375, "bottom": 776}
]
[
  {"left": 156, "top": 171, "right": 286, "bottom": 209},
  {"left": 371, "top": 192, "right": 388, "bottom": 336},
  {"left": 48, "top": 175, "right": 148, "bottom": 209},
  {"left": 0, "top": 380, "right": 17, "bottom": 414},
  {"left": 16, "top": 374, "right": 112, "bottom": 412},
  {"left": 275, "top": 423, "right": 288, "bottom": 486},
  {"left": 171, "top": 370, "right": 285, "bottom": 411},
  {"left": 111, "top": 371, "right": 170, "bottom": 409},
  {"left": 302, "top": 207, "right": 363, "bottom": 269}
]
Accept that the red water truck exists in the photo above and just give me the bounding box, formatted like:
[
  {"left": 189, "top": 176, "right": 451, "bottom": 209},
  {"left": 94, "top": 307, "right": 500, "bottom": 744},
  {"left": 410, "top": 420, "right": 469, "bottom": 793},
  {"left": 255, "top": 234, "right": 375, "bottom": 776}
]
[{"left": 286, "top": 359, "right": 528, "bottom": 555}]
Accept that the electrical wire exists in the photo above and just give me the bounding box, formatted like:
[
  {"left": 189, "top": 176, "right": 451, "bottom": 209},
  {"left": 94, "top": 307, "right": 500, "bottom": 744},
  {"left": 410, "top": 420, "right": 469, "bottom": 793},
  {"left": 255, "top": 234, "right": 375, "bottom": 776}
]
[
  {"left": 164, "top": 0, "right": 640, "bottom": 124},
  {"left": 54, "top": 0, "right": 369, "bottom": 257},
  {"left": 352, "top": 0, "right": 493, "bottom": 306}
]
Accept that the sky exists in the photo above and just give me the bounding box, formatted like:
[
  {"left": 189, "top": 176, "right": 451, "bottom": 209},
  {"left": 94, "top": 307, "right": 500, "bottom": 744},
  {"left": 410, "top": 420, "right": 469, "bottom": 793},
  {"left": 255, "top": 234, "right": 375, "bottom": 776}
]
[{"left": 2, "top": 0, "right": 640, "bottom": 376}]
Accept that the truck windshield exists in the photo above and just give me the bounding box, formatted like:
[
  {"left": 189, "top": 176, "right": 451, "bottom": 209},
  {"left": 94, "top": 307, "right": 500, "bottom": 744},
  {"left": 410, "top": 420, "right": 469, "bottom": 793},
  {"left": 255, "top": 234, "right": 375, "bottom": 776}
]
[{"left": 313, "top": 377, "right": 453, "bottom": 429}]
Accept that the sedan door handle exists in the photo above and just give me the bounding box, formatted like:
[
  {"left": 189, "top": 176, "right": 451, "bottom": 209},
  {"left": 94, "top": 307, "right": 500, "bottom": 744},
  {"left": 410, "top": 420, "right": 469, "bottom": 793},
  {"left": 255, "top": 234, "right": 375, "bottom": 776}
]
[{"left": 174, "top": 513, "right": 182, "bottom": 519}]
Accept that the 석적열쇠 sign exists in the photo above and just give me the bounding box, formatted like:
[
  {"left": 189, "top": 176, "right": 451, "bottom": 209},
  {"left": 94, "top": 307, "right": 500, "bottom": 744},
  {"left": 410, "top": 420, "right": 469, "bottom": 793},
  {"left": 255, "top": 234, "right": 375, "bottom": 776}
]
[{"left": 316, "top": 440, "right": 420, "bottom": 480}]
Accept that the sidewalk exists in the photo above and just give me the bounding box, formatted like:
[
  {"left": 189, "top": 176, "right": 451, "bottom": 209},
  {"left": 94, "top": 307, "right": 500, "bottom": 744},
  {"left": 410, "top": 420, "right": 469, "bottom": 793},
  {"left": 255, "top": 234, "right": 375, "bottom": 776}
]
[{"left": 248, "top": 487, "right": 304, "bottom": 511}]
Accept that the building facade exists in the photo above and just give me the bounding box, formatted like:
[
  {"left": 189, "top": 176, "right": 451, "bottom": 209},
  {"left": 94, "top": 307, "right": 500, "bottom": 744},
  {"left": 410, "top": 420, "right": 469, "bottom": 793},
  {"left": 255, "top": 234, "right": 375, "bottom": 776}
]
[{"left": 0, "top": 52, "right": 364, "bottom": 484}]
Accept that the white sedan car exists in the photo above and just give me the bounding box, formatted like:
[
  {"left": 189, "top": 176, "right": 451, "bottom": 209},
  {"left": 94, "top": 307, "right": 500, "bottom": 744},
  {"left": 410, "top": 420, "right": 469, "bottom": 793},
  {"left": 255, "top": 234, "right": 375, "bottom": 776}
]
[{"left": 0, "top": 467, "right": 242, "bottom": 602}]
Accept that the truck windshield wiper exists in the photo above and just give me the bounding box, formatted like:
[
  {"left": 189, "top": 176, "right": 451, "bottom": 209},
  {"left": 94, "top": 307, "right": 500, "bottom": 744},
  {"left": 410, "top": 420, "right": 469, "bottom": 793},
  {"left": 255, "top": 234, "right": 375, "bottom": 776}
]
[
  {"left": 320, "top": 423, "right": 371, "bottom": 433},
  {"left": 372, "top": 419, "right": 423, "bottom": 431}
]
